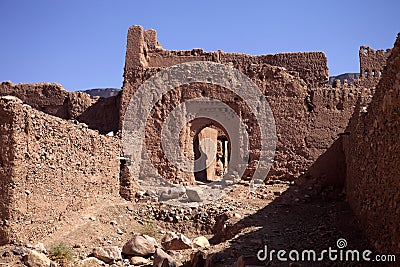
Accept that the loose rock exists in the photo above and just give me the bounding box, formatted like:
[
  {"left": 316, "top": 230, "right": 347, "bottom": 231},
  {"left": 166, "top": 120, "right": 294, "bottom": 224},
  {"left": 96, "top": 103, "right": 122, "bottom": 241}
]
[
  {"left": 122, "top": 234, "right": 157, "bottom": 256},
  {"left": 23, "top": 249, "right": 52, "bottom": 267},
  {"left": 161, "top": 232, "right": 192, "bottom": 250},
  {"left": 186, "top": 187, "right": 204, "bottom": 202},
  {"left": 93, "top": 246, "right": 122, "bottom": 263},
  {"left": 192, "top": 236, "right": 210, "bottom": 248},
  {"left": 130, "top": 256, "right": 151, "bottom": 265},
  {"left": 78, "top": 257, "right": 106, "bottom": 267},
  {"left": 153, "top": 248, "right": 176, "bottom": 267}
]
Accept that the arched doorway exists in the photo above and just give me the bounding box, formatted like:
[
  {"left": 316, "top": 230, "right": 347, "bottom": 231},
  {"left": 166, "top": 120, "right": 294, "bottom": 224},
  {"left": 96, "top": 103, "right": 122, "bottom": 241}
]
[{"left": 191, "top": 120, "right": 230, "bottom": 182}]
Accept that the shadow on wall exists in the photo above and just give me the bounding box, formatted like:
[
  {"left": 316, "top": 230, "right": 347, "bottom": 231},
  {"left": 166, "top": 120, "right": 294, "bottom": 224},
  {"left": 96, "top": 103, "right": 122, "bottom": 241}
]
[
  {"left": 299, "top": 136, "right": 347, "bottom": 191},
  {"left": 76, "top": 93, "right": 121, "bottom": 135}
]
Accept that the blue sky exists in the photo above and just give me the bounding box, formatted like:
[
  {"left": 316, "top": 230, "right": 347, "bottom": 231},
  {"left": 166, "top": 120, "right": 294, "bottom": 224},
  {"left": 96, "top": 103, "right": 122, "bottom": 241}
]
[{"left": 0, "top": 0, "right": 399, "bottom": 91}]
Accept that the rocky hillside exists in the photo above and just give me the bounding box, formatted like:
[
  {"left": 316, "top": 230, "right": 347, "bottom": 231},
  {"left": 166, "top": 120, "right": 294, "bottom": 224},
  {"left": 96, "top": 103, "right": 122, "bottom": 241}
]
[{"left": 81, "top": 88, "right": 121, "bottom": 98}]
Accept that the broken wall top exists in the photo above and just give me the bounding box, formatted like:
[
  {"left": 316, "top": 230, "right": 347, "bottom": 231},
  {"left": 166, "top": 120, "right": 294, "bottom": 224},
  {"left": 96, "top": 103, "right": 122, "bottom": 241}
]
[
  {"left": 124, "top": 25, "right": 329, "bottom": 87},
  {"left": 359, "top": 46, "right": 392, "bottom": 87}
]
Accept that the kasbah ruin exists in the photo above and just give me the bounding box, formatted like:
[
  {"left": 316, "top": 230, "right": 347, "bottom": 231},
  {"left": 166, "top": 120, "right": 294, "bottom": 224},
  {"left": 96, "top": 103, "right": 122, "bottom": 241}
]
[{"left": 0, "top": 25, "right": 399, "bottom": 267}]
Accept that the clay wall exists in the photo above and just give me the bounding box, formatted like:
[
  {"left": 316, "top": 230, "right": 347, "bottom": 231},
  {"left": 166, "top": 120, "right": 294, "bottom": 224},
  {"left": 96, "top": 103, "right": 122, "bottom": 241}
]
[
  {"left": 343, "top": 34, "right": 400, "bottom": 254},
  {"left": 121, "top": 26, "right": 362, "bottom": 191},
  {"left": 359, "top": 46, "right": 391, "bottom": 88},
  {"left": 0, "top": 81, "right": 70, "bottom": 118},
  {"left": 0, "top": 82, "right": 121, "bottom": 134},
  {"left": 0, "top": 96, "right": 120, "bottom": 245},
  {"left": 0, "top": 99, "right": 14, "bottom": 244},
  {"left": 124, "top": 26, "right": 328, "bottom": 88}
]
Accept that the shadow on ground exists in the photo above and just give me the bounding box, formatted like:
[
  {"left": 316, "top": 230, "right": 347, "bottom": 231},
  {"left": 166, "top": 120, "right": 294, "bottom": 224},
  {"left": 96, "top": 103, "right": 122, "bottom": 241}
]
[{"left": 206, "top": 183, "right": 388, "bottom": 267}]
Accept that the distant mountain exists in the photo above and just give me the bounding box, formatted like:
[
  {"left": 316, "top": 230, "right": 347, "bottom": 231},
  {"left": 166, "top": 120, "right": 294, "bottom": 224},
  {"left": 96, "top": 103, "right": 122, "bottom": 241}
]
[
  {"left": 329, "top": 73, "right": 360, "bottom": 85},
  {"left": 80, "top": 88, "right": 121, "bottom": 98}
]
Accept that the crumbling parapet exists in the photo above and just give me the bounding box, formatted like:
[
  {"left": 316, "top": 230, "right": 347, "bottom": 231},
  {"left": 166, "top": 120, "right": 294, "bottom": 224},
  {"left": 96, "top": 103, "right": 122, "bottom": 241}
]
[
  {"left": 0, "top": 96, "right": 121, "bottom": 245},
  {"left": 359, "top": 46, "right": 391, "bottom": 88},
  {"left": 123, "top": 26, "right": 328, "bottom": 88},
  {"left": 124, "top": 25, "right": 149, "bottom": 69}
]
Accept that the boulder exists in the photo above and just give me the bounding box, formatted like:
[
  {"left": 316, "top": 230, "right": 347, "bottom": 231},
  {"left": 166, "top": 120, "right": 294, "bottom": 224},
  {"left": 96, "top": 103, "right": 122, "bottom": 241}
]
[
  {"left": 153, "top": 248, "right": 176, "bottom": 267},
  {"left": 192, "top": 236, "right": 210, "bottom": 248},
  {"left": 23, "top": 249, "right": 52, "bottom": 267},
  {"left": 122, "top": 234, "right": 157, "bottom": 256},
  {"left": 185, "top": 187, "right": 204, "bottom": 202},
  {"left": 161, "top": 232, "right": 192, "bottom": 250},
  {"left": 93, "top": 246, "right": 122, "bottom": 263}
]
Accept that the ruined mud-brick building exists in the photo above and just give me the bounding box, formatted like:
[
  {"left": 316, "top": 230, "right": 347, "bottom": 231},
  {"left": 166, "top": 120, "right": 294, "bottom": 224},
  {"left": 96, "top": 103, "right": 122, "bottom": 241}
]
[
  {"left": 119, "top": 26, "right": 388, "bottom": 187},
  {"left": 0, "top": 25, "right": 398, "bottom": 255}
]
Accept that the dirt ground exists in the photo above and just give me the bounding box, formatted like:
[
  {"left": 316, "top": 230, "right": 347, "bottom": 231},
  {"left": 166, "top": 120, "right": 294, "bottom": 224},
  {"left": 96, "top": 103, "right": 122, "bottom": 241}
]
[{"left": 0, "top": 181, "right": 386, "bottom": 267}]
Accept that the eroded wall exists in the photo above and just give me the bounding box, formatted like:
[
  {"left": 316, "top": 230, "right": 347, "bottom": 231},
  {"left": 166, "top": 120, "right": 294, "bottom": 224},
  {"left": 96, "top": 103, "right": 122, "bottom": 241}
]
[
  {"left": 0, "top": 98, "right": 14, "bottom": 244},
  {"left": 124, "top": 26, "right": 328, "bottom": 88},
  {"left": 121, "top": 25, "right": 361, "bottom": 189},
  {"left": 0, "top": 82, "right": 121, "bottom": 134},
  {"left": 0, "top": 96, "right": 120, "bottom": 244},
  {"left": 359, "top": 46, "right": 391, "bottom": 88},
  {"left": 0, "top": 82, "right": 70, "bottom": 118},
  {"left": 344, "top": 34, "right": 400, "bottom": 254}
]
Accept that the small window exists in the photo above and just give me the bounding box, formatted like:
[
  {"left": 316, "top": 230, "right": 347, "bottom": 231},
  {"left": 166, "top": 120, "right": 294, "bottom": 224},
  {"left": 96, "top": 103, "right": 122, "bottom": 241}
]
[
  {"left": 364, "top": 48, "right": 369, "bottom": 54},
  {"left": 364, "top": 70, "right": 369, "bottom": 78},
  {"left": 372, "top": 70, "right": 376, "bottom": 77},
  {"left": 379, "top": 71, "right": 382, "bottom": 77}
]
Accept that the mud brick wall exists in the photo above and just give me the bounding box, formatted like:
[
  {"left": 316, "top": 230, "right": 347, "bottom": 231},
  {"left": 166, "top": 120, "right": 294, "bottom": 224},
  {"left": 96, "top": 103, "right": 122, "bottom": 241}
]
[
  {"left": 124, "top": 26, "right": 328, "bottom": 88},
  {"left": 0, "top": 81, "right": 70, "bottom": 118},
  {"left": 256, "top": 52, "right": 328, "bottom": 87},
  {"left": 303, "top": 82, "right": 370, "bottom": 187},
  {"left": 343, "top": 34, "right": 400, "bottom": 254},
  {"left": 359, "top": 46, "right": 391, "bottom": 88},
  {"left": 0, "top": 98, "right": 14, "bottom": 244},
  {"left": 120, "top": 25, "right": 361, "bottom": 188},
  {"left": 0, "top": 96, "right": 120, "bottom": 245},
  {"left": 0, "top": 81, "right": 120, "bottom": 134}
]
